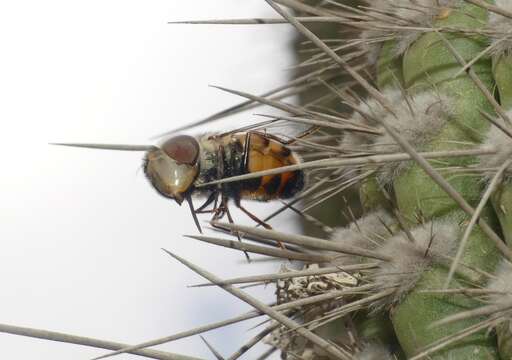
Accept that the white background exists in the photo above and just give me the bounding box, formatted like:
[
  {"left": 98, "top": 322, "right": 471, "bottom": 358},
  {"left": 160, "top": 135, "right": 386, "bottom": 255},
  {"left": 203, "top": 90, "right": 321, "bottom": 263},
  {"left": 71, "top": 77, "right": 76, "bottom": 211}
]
[{"left": 0, "top": 1, "right": 300, "bottom": 359}]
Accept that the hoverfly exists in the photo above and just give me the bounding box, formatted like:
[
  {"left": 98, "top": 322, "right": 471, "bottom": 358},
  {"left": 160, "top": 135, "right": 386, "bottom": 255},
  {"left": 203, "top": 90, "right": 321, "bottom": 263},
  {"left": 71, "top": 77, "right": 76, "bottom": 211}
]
[{"left": 54, "top": 131, "right": 305, "bottom": 233}]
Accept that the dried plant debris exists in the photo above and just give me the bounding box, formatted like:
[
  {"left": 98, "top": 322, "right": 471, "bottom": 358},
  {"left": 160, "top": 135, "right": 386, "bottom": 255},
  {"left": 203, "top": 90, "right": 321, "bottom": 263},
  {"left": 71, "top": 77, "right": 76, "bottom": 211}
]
[
  {"left": 264, "top": 323, "right": 325, "bottom": 360},
  {"left": 266, "top": 264, "right": 359, "bottom": 359},
  {"left": 275, "top": 264, "right": 358, "bottom": 304}
]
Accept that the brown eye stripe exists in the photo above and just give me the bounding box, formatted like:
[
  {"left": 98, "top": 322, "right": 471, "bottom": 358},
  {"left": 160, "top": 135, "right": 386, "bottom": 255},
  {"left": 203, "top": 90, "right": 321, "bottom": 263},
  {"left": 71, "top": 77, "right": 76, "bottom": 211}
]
[{"left": 161, "top": 135, "right": 200, "bottom": 165}]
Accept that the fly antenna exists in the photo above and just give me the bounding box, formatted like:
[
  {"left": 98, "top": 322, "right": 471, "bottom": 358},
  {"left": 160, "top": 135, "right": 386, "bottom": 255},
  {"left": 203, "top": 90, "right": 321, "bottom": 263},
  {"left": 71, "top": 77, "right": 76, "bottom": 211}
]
[{"left": 50, "top": 143, "right": 158, "bottom": 151}]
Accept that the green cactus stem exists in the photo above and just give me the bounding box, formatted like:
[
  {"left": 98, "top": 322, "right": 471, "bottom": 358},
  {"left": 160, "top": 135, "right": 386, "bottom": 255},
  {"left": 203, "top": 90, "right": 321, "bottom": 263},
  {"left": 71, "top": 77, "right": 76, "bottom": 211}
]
[
  {"left": 491, "top": 53, "right": 512, "bottom": 247},
  {"left": 389, "top": 3, "right": 501, "bottom": 358},
  {"left": 493, "top": 183, "right": 512, "bottom": 247},
  {"left": 376, "top": 40, "right": 404, "bottom": 91},
  {"left": 360, "top": 38, "right": 405, "bottom": 213},
  {"left": 356, "top": 41, "right": 403, "bottom": 349},
  {"left": 491, "top": 52, "right": 512, "bottom": 360},
  {"left": 390, "top": 210, "right": 500, "bottom": 359},
  {"left": 493, "top": 55, "right": 512, "bottom": 110}
]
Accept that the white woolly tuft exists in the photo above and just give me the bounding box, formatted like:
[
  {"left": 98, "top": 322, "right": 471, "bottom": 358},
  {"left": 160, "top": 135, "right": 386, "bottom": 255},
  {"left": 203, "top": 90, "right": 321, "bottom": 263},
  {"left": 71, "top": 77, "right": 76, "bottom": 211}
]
[
  {"left": 329, "top": 208, "right": 396, "bottom": 266},
  {"left": 359, "top": 29, "right": 387, "bottom": 67},
  {"left": 373, "top": 90, "right": 453, "bottom": 184},
  {"left": 356, "top": 343, "right": 394, "bottom": 360},
  {"left": 359, "top": 1, "right": 403, "bottom": 65},
  {"left": 488, "top": 0, "right": 512, "bottom": 56},
  {"left": 340, "top": 89, "right": 404, "bottom": 152},
  {"left": 478, "top": 110, "right": 512, "bottom": 181},
  {"left": 487, "top": 259, "right": 512, "bottom": 305},
  {"left": 392, "top": 0, "right": 459, "bottom": 56},
  {"left": 340, "top": 89, "right": 452, "bottom": 183},
  {"left": 361, "top": 1, "right": 460, "bottom": 58},
  {"left": 339, "top": 131, "right": 374, "bottom": 154},
  {"left": 374, "top": 220, "right": 458, "bottom": 307}
]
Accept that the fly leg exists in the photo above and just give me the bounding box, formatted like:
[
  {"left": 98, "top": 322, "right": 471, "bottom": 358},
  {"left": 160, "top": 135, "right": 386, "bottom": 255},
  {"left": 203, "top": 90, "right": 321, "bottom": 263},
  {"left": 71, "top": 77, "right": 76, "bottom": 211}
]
[
  {"left": 219, "top": 194, "right": 250, "bottom": 262},
  {"left": 185, "top": 195, "right": 202, "bottom": 233},
  {"left": 209, "top": 144, "right": 227, "bottom": 222},
  {"left": 235, "top": 198, "right": 272, "bottom": 230},
  {"left": 195, "top": 192, "right": 218, "bottom": 214},
  {"left": 234, "top": 197, "right": 287, "bottom": 250},
  {"left": 212, "top": 143, "right": 251, "bottom": 261},
  {"left": 249, "top": 126, "right": 319, "bottom": 145},
  {"left": 210, "top": 193, "right": 225, "bottom": 221},
  {"left": 282, "top": 125, "right": 320, "bottom": 145}
]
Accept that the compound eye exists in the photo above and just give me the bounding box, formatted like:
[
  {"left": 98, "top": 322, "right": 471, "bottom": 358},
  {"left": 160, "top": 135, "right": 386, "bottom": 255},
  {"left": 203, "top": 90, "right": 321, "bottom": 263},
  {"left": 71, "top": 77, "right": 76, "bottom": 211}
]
[{"left": 161, "top": 135, "right": 200, "bottom": 165}]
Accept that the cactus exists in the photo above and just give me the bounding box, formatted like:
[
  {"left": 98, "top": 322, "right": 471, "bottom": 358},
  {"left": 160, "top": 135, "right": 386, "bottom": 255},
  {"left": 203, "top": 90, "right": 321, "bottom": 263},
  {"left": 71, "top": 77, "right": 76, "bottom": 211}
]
[
  {"left": 239, "top": 1, "right": 512, "bottom": 359},
  {"left": 7, "top": 1, "right": 512, "bottom": 359}
]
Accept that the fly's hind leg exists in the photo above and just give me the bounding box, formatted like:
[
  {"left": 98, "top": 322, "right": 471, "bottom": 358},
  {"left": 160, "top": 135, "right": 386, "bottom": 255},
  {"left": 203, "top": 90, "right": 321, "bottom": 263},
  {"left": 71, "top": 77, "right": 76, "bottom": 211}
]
[
  {"left": 219, "top": 195, "right": 251, "bottom": 262},
  {"left": 235, "top": 198, "right": 272, "bottom": 230},
  {"left": 250, "top": 125, "right": 320, "bottom": 145},
  {"left": 234, "top": 197, "right": 287, "bottom": 250},
  {"left": 282, "top": 125, "right": 320, "bottom": 145}
]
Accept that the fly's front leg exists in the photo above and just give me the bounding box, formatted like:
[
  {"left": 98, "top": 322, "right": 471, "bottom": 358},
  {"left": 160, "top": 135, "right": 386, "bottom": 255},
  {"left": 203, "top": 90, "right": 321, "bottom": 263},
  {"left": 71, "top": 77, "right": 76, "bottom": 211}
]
[
  {"left": 185, "top": 195, "right": 202, "bottom": 233},
  {"left": 216, "top": 142, "right": 251, "bottom": 261},
  {"left": 210, "top": 192, "right": 225, "bottom": 221},
  {"left": 210, "top": 144, "right": 227, "bottom": 223},
  {"left": 195, "top": 192, "right": 217, "bottom": 214}
]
